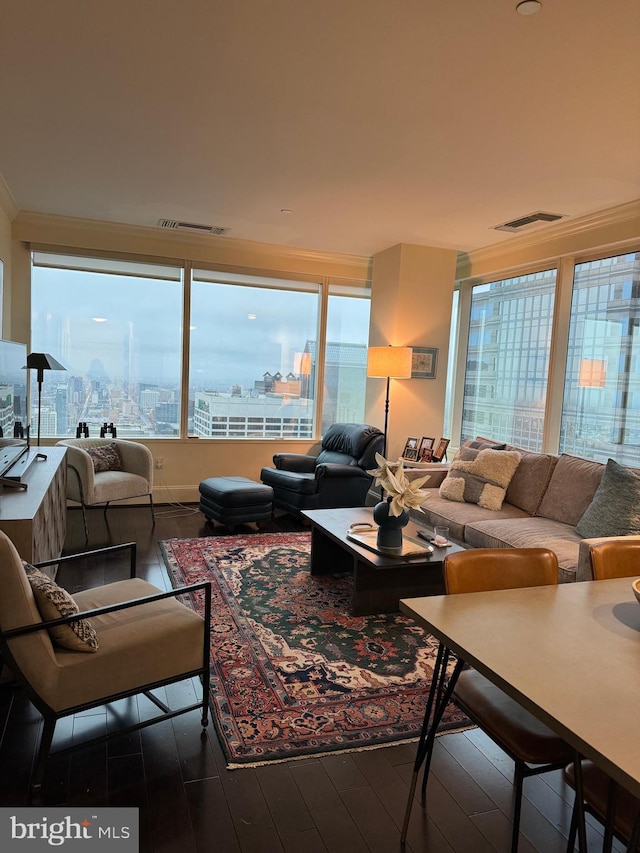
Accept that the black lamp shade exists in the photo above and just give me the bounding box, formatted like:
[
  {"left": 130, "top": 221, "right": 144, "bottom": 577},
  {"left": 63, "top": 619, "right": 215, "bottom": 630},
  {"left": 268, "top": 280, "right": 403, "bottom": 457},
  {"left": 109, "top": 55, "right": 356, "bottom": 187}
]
[{"left": 25, "top": 352, "right": 66, "bottom": 374}]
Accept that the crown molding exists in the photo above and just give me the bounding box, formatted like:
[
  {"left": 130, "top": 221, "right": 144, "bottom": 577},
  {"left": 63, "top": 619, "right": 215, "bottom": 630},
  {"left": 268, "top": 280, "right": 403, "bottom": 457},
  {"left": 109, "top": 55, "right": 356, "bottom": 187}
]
[
  {"left": 12, "top": 211, "right": 372, "bottom": 275},
  {"left": 457, "top": 199, "right": 640, "bottom": 279},
  {"left": 0, "top": 175, "right": 18, "bottom": 220}
]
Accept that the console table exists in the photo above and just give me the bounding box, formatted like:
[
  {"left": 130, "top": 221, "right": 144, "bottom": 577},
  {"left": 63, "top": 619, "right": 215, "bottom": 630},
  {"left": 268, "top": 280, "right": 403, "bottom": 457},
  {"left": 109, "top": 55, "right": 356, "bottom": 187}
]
[{"left": 0, "top": 446, "right": 67, "bottom": 567}]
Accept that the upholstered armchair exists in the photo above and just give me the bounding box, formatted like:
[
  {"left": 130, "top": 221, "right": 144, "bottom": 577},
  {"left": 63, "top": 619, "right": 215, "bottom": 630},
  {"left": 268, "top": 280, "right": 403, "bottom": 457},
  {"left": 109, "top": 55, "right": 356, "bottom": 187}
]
[
  {"left": 260, "top": 422, "right": 384, "bottom": 514},
  {"left": 56, "top": 438, "right": 154, "bottom": 541},
  {"left": 0, "top": 532, "right": 210, "bottom": 798}
]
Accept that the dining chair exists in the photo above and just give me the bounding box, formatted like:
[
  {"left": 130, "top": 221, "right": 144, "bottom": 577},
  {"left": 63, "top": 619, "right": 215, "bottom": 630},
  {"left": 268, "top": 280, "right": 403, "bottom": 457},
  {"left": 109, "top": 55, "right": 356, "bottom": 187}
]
[
  {"left": 564, "top": 760, "right": 640, "bottom": 853},
  {"left": 589, "top": 538, "right": 640, "bottom": 580},
  {"left": 0, "top": 531, "right": 211, "bottom": 799},
  {"left": 401, "top": 548, "right": 575, "bottom": 853},
  {"left": 562, "top": 540, "right": 640, "bottom": 851}
]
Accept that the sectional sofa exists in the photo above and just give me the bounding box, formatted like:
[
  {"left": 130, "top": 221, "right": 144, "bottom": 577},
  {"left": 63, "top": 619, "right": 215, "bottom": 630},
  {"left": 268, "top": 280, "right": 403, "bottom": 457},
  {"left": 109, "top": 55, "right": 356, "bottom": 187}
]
[{"left": 411, "top": 441, "right": 640, "bottom": 583}]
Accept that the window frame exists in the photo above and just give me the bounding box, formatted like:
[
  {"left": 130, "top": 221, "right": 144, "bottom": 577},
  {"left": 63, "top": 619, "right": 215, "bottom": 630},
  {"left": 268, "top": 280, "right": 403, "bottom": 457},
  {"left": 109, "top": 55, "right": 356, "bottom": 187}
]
[{"left": 29, "top": 250, "right": 372, "bottom": 443}]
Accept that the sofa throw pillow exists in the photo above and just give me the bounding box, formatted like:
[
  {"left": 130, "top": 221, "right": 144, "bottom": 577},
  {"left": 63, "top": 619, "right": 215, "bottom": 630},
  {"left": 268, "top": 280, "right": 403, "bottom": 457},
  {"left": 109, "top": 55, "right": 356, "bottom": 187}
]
[
  {"left": 87, "top": 442, "right": 122, "bottom": 473},
  {"left": 23, "top": 564, "right": 99, "bottom": 653},
  {"left": 574, "top": 459, "right": 640, "bottom": 538},
  {"left": 439, "top": 448, "right": 522, "bottom": 511},
  {"left": 453, "top": 438, "right": 507, "bottom": 462}
]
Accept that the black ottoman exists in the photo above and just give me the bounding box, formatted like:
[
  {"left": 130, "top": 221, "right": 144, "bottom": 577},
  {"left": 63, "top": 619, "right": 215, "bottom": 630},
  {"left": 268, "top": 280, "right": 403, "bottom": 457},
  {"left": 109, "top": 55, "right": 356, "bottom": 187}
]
[{"left": 198, "top": 476, "right": 274, "bottom": 526}]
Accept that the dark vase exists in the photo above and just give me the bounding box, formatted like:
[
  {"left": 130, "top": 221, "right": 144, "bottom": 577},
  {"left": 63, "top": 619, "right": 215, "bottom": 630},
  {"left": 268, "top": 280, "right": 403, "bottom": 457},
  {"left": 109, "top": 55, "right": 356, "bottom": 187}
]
[{"left": 373, "top": 497, "right": 410, "bottom": 549}]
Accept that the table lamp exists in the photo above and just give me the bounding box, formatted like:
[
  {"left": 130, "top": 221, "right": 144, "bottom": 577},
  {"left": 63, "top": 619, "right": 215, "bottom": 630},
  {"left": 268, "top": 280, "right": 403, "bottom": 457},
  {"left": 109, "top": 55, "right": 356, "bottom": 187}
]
[{"left": 25, "top": 352, "right": 67, "bottom": 446}]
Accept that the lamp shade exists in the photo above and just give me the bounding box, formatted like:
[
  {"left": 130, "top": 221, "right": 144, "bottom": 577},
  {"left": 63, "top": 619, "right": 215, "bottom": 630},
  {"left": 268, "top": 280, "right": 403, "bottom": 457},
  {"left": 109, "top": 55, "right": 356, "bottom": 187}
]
[
  {"left": 25, "top": 352, "right": 66, "bottom": 374},
  {"left": 578, "top": 359, "right": 606, "bottom": 389},
  {"left": 367, "top": 346, "right": 413, "bottom": 379}
]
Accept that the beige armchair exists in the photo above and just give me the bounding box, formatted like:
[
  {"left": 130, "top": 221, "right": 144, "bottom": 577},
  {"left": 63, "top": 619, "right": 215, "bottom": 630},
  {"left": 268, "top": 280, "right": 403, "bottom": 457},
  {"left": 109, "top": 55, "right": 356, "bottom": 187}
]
[
  {"left": 0, "top": 531, "right": 211, "bottom": 799},
  {"left": 56, "top": 438, "right": 154, "bottom": 541}
]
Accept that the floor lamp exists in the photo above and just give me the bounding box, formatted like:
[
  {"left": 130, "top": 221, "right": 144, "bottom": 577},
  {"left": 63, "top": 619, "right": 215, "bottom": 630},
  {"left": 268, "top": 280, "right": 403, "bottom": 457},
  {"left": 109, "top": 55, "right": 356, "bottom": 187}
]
[
  {"left": 367, "top": 345, "right": 413, "bottom": 458},
  {"left": 25, "top": 352, "right": 66, "bottom": 447}
]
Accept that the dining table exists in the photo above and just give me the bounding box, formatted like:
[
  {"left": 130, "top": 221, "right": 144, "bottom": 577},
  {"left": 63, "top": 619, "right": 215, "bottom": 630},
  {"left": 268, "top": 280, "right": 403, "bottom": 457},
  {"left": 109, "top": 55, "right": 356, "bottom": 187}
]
[{"left": 399, "top": 576, "right": 640, "bottom": 844}]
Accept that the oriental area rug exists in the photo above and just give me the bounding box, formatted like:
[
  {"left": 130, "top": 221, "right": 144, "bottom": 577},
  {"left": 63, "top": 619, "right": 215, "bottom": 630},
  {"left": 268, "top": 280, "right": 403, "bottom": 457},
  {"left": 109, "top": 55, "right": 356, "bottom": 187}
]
[{"left": 159, "top": 532, "right": 469, "bottom": 768}]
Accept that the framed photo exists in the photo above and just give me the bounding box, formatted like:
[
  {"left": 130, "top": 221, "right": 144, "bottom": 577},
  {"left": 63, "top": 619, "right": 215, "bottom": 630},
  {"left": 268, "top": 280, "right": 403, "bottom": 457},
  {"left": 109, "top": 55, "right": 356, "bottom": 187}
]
[
  {"left": 402, "top": 436, "right": 419, "bottom": 461},
  {"left": 417, "top": 436, "right": 435, "bottom": 462},
  {"left": 433, "top": 438, "right": 450, "bottom": 462},
  {"left": 411, "top": 347, "right": 438, "bottom": 379}
]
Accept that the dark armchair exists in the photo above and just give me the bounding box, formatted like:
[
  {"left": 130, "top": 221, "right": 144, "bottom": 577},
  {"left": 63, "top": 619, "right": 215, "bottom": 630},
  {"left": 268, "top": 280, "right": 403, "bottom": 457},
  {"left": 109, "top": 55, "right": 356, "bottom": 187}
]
[{"left": 260, "top": 422, "right": 384, "bottom": 515}]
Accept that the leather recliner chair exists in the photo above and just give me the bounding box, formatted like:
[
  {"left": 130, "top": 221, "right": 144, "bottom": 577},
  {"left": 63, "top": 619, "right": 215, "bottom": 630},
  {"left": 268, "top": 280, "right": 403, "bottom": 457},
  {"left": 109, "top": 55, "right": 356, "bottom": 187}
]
[{"left": 260, "top": 422, "right": 384, "bottom": 515}]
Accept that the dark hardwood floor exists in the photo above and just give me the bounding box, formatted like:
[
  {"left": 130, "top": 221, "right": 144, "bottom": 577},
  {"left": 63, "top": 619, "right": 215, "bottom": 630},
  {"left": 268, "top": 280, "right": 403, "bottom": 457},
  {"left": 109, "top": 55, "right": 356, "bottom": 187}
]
[{"left": 0, "top": 504, "right": 618, "bottom": 852}]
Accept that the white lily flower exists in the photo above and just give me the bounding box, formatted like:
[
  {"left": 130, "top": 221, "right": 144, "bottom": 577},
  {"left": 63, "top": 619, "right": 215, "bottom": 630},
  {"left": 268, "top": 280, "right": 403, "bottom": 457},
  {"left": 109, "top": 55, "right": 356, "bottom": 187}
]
[{"left": 366, "top": 455, "right": 431, "bottom": 516}]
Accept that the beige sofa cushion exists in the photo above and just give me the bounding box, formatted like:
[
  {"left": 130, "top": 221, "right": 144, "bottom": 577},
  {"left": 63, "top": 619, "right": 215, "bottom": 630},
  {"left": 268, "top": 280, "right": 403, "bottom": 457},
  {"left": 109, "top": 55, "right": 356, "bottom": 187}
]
[
  {"left": 503, "top": 446, "right": 558, "bottom": 515},
  {"left": 414, "top": 492, "right": 529, "bottom": 542},
  {"left": 464, "top": 517, "right": 582, "bottom": 584},
  {"left": 537, "top": 454, "right": 604, "bottom": 525}
]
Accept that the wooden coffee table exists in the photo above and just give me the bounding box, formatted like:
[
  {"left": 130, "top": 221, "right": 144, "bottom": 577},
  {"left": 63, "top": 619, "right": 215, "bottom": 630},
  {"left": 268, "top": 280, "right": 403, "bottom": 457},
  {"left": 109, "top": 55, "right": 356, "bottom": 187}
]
[{"left": 301, "top": 506, "right": 465, "bottom": 616}]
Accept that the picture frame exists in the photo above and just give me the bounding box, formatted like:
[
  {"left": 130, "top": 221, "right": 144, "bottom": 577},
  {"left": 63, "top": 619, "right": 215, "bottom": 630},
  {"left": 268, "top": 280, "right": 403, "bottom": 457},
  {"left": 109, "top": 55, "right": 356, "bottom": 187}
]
[
  {"left": 402, "top": 436, "right": 419, "bottom": 461},
  {"left": 411, "top": 347, "right": 438, "bottom": 379},
  {"left": 432, "top": 438, "right": 450, "bottom": 462},
  {"left": 417, "top": 436, "right": 435, "bottom": 463}
]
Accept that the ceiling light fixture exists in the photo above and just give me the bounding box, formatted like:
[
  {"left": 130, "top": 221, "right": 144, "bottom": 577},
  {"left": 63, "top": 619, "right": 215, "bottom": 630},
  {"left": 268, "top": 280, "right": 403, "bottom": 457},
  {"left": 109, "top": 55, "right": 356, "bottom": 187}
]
[
  {"left": 92, "top": 317, "right": 108, "bottom": 323},
  {"left": 516, "top": 0, "right": 541, "bottom": 15},
  {"left": 247, "top": 313, "right": 257, "bottom": 320}
]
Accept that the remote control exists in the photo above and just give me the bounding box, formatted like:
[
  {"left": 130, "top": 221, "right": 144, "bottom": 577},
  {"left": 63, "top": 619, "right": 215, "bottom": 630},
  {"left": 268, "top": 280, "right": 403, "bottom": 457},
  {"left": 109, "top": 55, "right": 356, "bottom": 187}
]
[{"left": 416, "top": 529, "right": 435, "bottom": 543}]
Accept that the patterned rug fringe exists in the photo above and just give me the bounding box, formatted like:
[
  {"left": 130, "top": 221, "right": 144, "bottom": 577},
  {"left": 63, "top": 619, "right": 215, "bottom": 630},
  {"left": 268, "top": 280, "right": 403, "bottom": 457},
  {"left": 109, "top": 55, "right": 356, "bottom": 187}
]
[{"left": 225, "top": 723, "right": 477, "bottom": 770}]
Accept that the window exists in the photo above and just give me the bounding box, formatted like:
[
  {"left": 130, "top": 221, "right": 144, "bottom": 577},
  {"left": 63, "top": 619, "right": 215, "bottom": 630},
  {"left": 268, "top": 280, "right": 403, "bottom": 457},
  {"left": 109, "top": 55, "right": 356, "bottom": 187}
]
[
  {"left": 189, "top": 270, "right": 321, "bottom": 439},
  {"left": 31, "top": 253, "right": 183, "bottom": 439},
  {"left": 461, "top": 269, "right": 557, "bottom": 450},
  {"left": 320, "top": 281, "right": 371, "bottom": 432},
  {"left": 31, "top": 256, "right": 371, "bottom": 441},
  {"left": 559, "top": 251, "right": 640, "bottom": 465}
]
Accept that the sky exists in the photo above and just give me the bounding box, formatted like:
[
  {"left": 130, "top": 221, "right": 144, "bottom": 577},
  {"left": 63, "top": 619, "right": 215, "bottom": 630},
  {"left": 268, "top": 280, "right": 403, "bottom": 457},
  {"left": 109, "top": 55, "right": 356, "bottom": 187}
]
[{"left": 30, "top": 267, "right": 370, "bottom": 391}]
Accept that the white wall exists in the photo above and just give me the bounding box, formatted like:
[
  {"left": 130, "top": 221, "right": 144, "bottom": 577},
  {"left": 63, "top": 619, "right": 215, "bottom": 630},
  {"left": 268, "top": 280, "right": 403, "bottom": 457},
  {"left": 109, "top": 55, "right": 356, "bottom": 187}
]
[{"left": 366, "top": 243, "right": 457, "bottom": 460}]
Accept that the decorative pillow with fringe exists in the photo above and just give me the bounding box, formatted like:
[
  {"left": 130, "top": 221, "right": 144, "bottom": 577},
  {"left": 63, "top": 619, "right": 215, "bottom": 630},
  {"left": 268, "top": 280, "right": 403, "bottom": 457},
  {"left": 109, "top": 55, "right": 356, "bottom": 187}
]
[
  {"left": 23, "top": 563, "right": 99, "bottom": 653},
  {"left": 439, "top": 448, "right": 521, "bottom": 511}
]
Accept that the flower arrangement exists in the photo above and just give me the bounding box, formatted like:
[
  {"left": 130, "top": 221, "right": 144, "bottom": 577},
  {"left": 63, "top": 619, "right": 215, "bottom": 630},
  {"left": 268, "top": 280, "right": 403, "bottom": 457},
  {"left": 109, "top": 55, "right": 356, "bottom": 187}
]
[{"left": 367, "top": 453, "right": 431, "bottom": 516}]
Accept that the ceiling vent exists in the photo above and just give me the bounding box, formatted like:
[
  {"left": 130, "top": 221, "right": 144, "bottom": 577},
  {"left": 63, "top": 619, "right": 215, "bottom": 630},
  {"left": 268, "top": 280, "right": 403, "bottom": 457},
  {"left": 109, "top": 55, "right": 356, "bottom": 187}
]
[
  {"left": 493, "top": 211, "right": 565, "bottom": 233},
  {"left": 158, "top": 219, "right": 229, "bottom": 236}
]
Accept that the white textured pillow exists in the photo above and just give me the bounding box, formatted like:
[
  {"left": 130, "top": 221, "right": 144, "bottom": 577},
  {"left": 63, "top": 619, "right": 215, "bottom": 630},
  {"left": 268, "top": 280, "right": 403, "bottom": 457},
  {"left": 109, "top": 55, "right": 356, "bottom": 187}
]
[
  {"left": 439, "top": 448, "right": 521, "bottom": 511},
  {"left": 24, "top": 564, "right": 99, "bottom": 653}
]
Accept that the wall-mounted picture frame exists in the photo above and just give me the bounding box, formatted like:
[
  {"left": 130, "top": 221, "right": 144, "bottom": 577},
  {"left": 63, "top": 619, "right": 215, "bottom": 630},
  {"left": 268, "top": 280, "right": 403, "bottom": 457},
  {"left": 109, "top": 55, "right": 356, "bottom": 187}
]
[
  {"left": 402, "top": 436, "right": 418, "bottom": 461},
  {"left": 418, "top": 436, "right": 435, "bottom": 462},
  {"left": 411, "top": 347, "right": 438, "bottom": 379},
  {"left": 433, "top": 438, "right": 450, "bottom": 462}
]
